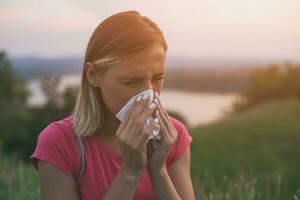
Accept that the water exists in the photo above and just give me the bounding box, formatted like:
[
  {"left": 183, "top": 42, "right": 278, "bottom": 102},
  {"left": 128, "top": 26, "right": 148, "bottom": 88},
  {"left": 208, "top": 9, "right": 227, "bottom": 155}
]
[{"left": 27, "top": 74, "right": 238, "bottom": 127}]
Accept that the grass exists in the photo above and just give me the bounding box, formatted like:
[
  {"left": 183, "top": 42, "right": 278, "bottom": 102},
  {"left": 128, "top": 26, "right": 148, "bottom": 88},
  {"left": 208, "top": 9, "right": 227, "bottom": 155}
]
[
  {"left": 0, "top": 152, "right": 39, "bottom": 200},
  {"left": 1, "top": 98, "right": 300, "bottom": 199},
  {"left": 190, "top": 98, "right": 300, "bottom": 199}
]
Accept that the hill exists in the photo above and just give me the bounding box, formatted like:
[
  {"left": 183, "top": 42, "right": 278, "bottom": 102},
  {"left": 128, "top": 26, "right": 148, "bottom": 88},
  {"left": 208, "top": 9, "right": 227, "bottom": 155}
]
[{"left": 190, "top": 98, "right": 300, "bottom": 199}]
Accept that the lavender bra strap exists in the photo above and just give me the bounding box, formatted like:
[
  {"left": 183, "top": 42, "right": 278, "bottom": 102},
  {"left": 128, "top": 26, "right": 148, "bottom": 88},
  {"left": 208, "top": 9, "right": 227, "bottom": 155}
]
[{"left": 76, "top": 135, "right": 85, "bottom": 182}]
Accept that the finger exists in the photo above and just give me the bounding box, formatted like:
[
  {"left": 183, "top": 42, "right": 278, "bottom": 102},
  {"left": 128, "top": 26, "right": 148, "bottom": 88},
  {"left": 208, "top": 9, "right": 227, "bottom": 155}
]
[
  {"left": 117, "top": 94, "right": 145, "bottom": 137},
  {"left": 125, "top": 92, "right": 150, "bottom": 129},
  {"left": 155, "top": 97, "right": 176, "bottom": 130},
  {"left": 154, "top": 93, "right": 172, "bottom": 123},
  {"left": 153, "top": 98, "right": 173, "bottom": 133},
  {"left": 154, "top": 110, "right": 172, "bottom": 142},
  {"left": 128, "top": 101, "right": 157, "bottom": 141},
  {"left": 153, "top": 92, "right": 170, "bottom": 121},
  {"left": 156, "top": 110, "right": 177, "bottom": 142},
  {"left": 119, "top": 99, "right": 139, "bottom": 130},
  {"left": 118, "top": 93, "right": 151, "bottom": 141},
  {"left": 126, "top": 93, "right": 151, "bottom": 130},
  {"left": 137, "top": 117, "right": 159, "bottom": 149},
  {"left": 137, "top": 101, "right": 157, "bottom": 127}
]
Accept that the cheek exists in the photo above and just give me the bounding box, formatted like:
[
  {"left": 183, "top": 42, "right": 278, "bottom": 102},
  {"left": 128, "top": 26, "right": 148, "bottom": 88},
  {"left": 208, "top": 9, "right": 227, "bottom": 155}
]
[{"left": 100, "top": 83, "right": 136, "bottom": 115}]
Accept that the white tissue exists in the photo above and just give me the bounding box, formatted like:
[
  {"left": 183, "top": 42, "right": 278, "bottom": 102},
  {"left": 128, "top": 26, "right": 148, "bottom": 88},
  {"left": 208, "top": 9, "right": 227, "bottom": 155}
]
[{"left": 116, "top": 89, "right": 161, "bottom": 140}]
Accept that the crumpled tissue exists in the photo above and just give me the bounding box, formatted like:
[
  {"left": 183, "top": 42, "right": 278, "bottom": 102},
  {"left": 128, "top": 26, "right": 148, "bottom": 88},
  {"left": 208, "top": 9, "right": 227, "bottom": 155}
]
[{"left": 116, "top": 89, "right": 161, "bottom": 141}]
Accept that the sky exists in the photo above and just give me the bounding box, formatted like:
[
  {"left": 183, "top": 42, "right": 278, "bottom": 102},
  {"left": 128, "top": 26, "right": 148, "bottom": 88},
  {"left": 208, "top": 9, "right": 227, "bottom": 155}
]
[{"left": 0, "top": 0, "right": 299, "bottom": 61}]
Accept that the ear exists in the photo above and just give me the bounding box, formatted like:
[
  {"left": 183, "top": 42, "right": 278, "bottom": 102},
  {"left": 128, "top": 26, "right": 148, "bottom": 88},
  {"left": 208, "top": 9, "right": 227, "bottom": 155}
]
[{"left": 85, "top": 62, "right": 101, "bottom": 87}]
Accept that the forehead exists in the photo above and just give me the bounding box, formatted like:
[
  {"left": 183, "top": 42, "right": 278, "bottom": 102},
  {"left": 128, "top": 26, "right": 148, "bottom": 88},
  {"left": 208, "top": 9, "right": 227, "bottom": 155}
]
[{"left": 109, "top": 44, "right": 166, "bottom": 77}]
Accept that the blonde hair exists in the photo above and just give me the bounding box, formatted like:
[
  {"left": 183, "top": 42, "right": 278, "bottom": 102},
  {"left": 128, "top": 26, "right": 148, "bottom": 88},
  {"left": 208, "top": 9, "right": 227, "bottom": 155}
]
[{"left": 71, "top": 10, "right": 168, "bottom": 137}]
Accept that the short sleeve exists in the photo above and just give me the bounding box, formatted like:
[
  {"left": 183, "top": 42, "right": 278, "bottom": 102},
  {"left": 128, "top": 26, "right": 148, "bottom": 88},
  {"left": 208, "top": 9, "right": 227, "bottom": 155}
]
[
  {"left": 29, "top": 122, "right": 77, "bottom": 177},
  {"left": 166, "top": 117, "right": 193, "bottom": 166}
]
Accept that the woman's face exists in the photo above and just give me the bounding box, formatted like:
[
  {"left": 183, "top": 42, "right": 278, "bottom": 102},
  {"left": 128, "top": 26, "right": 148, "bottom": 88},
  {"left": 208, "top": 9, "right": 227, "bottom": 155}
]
[{"left": 89, "top": 43, "right": 166, "bottom": 116}]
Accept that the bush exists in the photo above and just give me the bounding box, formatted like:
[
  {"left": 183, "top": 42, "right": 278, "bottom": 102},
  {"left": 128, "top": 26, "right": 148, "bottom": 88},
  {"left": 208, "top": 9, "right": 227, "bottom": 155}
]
[{"left": 233, "top": 63, "right": 300, "bottom": 111}]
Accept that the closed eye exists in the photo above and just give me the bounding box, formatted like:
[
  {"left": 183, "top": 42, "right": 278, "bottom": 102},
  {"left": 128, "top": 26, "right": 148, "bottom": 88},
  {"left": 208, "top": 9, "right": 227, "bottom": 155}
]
[
  {"left": 123, "top": 77, "right": 164, "bottom": 85},
  {"left": 123, "top": 81, "right": 138, "bottom": 85},
  {"left": 153, "top": 76, "right": 165, "bottom": 80}
]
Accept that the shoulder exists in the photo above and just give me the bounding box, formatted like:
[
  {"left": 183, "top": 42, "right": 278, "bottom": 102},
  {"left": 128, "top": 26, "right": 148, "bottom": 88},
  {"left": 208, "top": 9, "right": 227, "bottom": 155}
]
[
  {"left": 30, "top": 115, "right": 80, "bottom": 177},
  {"left": 36, "top": 116, "right": 77, "bottom": 148},
  {"left": 166, "top": 116, "right": 193, "bottom": 166}
]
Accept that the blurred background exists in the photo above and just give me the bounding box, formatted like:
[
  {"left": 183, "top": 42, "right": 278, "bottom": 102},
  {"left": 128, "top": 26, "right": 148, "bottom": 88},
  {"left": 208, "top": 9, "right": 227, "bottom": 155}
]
[{"left": 0, "top": 0, "right": 300, "bottom": 199}]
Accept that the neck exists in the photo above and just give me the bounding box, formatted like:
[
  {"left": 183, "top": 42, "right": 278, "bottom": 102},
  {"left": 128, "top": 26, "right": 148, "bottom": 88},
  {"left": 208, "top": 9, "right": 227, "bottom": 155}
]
[{"left": 97, "top": 105, "right": 121, "bottom": 138}]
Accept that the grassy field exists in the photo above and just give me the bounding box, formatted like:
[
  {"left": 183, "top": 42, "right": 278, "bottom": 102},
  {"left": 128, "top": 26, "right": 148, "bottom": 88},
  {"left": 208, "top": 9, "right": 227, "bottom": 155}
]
[
  {"left": 0, "top": 152, "right": 39, "bottom": 199},
  {"left": 0, "top": 99, "right": 300, "bottom": 199},
  {"left": 190, "top": 98, "right": 300, "bottom": 200}
]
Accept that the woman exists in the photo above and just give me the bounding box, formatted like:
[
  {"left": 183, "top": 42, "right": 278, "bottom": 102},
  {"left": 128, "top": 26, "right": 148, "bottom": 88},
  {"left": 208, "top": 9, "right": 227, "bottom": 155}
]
[{"left": 30, "top": 10, "right": 194, "bottom": 200}]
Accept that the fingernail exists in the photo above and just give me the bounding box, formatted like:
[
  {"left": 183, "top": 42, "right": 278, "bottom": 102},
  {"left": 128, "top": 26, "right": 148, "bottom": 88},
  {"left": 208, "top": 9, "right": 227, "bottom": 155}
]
[
  {"left": 154, "top": 118, "right": 159, "bottom": 123},
  {"left": 149, "top": 102, "right": 156, "bottom": 109},
  {"left": 155, "top": 110, "right": 159, "bottom": 116},
  {"left": 136, "top": 96, "right": 142, "bottom": 102},
  {"left": 142, "top": 93, "right": 149, "bottom": 100}
]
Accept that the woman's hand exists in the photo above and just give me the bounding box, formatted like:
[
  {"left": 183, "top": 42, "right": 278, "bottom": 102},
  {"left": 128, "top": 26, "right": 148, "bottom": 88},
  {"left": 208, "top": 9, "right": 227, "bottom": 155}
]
[
  {"left": 146, "top": 92, "right": 178, "bottom": 174},
  {"left": 115, "top": 93, "right": 159, "bottom": 178}
]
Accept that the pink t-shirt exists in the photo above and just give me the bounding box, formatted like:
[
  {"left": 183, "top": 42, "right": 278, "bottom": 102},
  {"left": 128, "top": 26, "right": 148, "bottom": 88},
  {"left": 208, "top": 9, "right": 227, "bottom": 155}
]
[{"left": 30, "top": 115, "right": 192, "bottom": 200}]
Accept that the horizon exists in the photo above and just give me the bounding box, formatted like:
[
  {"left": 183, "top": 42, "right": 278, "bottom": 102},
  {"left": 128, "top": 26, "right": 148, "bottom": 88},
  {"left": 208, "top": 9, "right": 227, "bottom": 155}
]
[
  {"left": 1, "top": 0, "right": 300, "bottom": 61},
  {"left": 8, "top": 54, "right": 300, "bottom": 64}
]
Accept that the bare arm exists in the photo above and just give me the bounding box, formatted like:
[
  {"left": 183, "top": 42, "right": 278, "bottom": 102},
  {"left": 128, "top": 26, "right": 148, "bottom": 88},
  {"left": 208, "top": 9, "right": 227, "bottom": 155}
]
[
  {"left": 150, "top": 146, "right": 195, "bottom": 200},
  {"left": 148, "top": 92, "right": 195, "bottom": 199},
  {"left": 38, "top": 160, "right": 80, "bottom": 200},
  {"left": 102, "top": 169, "right": 142, "bottom": 200},
  {"left": 150, "top": 168, "right": 182, "bottom": 200},
  {"left": 168, "top": 146, "right": 195, "bottom": 200},
  {"left": 39, "top": 160, "right": 144, "bottom": 200}
]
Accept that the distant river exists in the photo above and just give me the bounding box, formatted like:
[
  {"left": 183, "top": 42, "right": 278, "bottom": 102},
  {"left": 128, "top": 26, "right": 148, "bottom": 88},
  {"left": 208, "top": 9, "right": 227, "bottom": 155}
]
[{"left": 27, "top": 74, "right": 238, "bottom": 128}]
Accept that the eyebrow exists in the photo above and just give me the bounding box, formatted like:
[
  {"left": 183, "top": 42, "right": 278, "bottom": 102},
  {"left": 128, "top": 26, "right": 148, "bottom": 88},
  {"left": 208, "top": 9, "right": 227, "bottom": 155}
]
[{"left": 120, "top": 72, "right": 165, "bottom": 81}]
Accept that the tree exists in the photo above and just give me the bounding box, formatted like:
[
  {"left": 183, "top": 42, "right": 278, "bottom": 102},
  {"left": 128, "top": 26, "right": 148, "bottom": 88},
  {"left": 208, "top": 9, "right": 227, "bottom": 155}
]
[
  {"left": 0, "top": 51, "right": 34, "bottom": 159},
  {"left": 0, "top": 50, "right": 79, "bottom": 161},
  {"left": 0, "top": 51, "right": 30, "bottom": 106},
  {"left": 40, "top": 74, "right": 62, "bottom": 107},
  {"left": 233, "top": 63, "right": 300, "bottom": 112}
]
